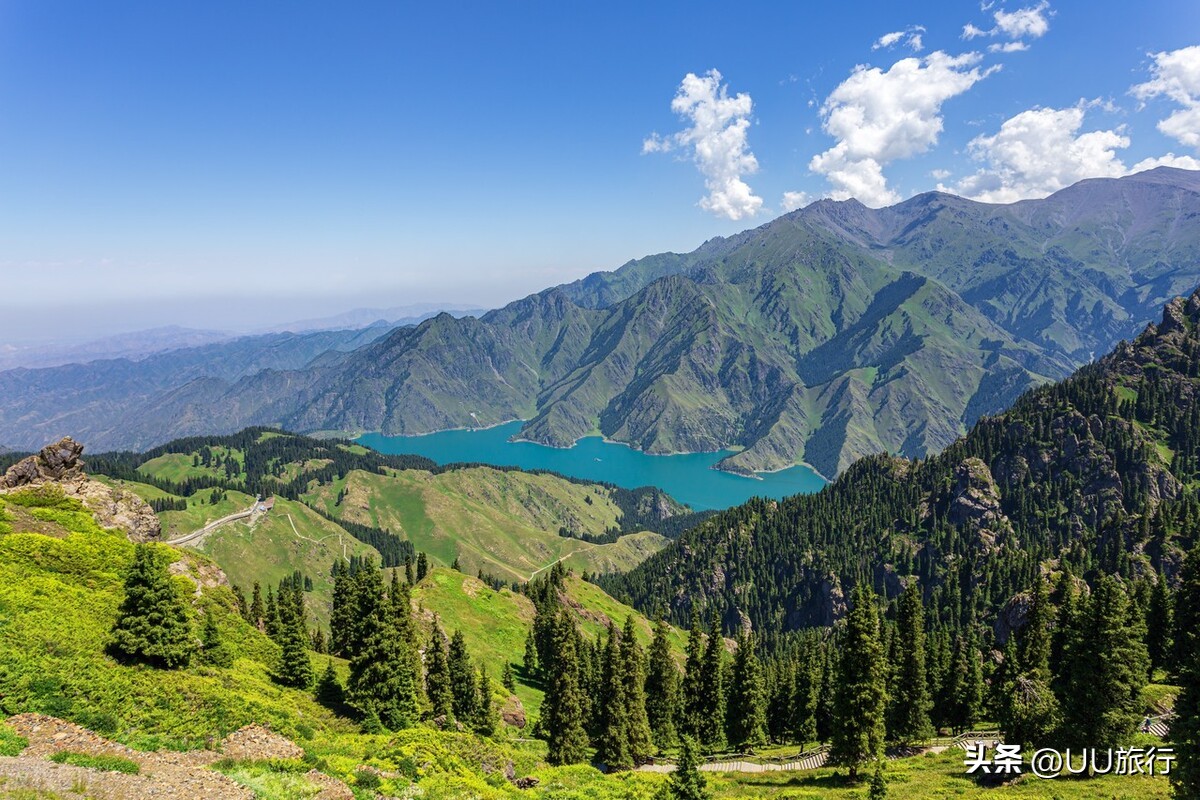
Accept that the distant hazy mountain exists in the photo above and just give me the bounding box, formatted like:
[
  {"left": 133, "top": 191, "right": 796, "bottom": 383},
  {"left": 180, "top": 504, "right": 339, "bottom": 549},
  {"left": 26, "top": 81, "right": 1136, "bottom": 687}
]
[
  {"left": 258, "top": 303, "right": 488, "bottom": 334},
  {"left": 0, "top": 326, "right": 235, "bottom": 370},
  {"left": 3, "top": 168, "right": 1199, "bottom": 478}
]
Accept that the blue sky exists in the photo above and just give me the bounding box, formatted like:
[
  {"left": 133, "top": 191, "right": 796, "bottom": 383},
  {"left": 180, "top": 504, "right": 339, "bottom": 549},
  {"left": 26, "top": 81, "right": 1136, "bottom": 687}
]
[{"left": 1, "top": 0, "right": 1198, "bottom": 340}]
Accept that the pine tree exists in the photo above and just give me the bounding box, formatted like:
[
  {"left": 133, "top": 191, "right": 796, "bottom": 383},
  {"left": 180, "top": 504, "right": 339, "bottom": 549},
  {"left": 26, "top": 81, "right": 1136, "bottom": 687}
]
[
  {"left": 790, "top": 643, "right": 820, "bottom": 745},
  {"left": 997, "top": 578, "right": 1060, "bottom": 747},
  {"left": 544, "top": 609, "right": 589, "bottom": 765},
  {"left": 645, "top": 618, "right": 680, "bottom": 752},
  {"left": 726, "top": 631, "right": 768, "bottom": 751},
  {"left": 425, "top": 620, "right": 454, "bottom": 720},
  {"left": 830, "top": 585, "right": 888, "bottom": 781},
  {"left": 473, "top": 667, "right": 500, "bottom": 737},
  {"left": 199, "top": 610, "right": 233, "bottom": 668},
  {"left": 346, "top": 567, "right": 418, "bottom": 730},
  {"left": 416, "top": 552, "right": 429, "bottom": 581},
  {"left": 330, "top": 561, "right": 354, "bottom": 656},
  {"left": 316, "top": 659, "right": 345, "bottom": 709},
  {"left": 1147, "top": 574, "right": 1173, "bottom": 677},
  {"left": 448, "top": 630, "right": 479, "bottom": 723},
  {"left": 888, "top": 582, "right": 932, "bottom": 743},
  {"left": 249, "top": 581, "right": 265, "bottom": 631},
  {"left": 664, "top": 735, "right": 710, "bottom": 800},
  {"left": 523, "top": 631, "right": 540, "bottom": 679},
  {"left": 502, "top": 662, "right": 517, "bottom": 693},
  {"left": 276, "top": 592, "right": 314, "bottom": 688},
  {"left": 621, "top": 616, "right": 655, "bottom": 765},
  {"left": 405, "top": 557, "right": 415, "bottom": 586},
  {"left": 1171, "top": 544, "right": 1200, "bottom": 798},
  {"left": 596, "top": 624, "right": 632, "bottom": 770},
  {"left": 1060, "top": 575, "right": 1148, "bottom": 750},
  {"left": 680, "top": 620, "right": 705, "bottom": 740},
  {"left": 264, "top": 587, "right": 281, "bottom": 641},
  {"left": 697, "top": 618, "right": 726, "bottom": 752},
  {"left": 109, "top": 543, "right": 196, "bottom": 669},
  {"left": 868, "top": 759, "right": 888, "bottom": 800}
]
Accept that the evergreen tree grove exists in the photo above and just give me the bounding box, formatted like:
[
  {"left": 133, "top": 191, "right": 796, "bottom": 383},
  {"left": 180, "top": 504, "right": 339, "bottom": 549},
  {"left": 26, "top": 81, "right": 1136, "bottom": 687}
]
[
  {"left": 888, "top": 582, "right": 932, "bottom": 743},
  {"left": 726, "top": 631, "right": 768, "bottom": 751},
  {"left": 645, "top": 618, "right": 680, "bottom": 752}
]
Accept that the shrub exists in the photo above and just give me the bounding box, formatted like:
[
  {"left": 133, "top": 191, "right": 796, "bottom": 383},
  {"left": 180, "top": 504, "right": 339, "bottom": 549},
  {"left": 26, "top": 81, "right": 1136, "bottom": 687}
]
[
  {"left": 0, "top": 725, "right": 27, "bottom": 757},
  {"left": 49, "top": 751, "right": 140, "bottom": 774}
]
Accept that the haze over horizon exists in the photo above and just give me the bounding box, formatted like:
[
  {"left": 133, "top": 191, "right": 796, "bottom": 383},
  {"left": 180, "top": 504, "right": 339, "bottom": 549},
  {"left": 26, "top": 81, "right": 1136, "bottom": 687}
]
[{"left": 3, "top": 0, "right": 1198, "bottom": 342}]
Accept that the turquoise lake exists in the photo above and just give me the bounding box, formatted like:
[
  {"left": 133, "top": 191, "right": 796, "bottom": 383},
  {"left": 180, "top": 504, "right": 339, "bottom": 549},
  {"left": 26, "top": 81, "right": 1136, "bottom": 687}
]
[{"left": 357, "top": 421, "right": 828, "bottom": 511}]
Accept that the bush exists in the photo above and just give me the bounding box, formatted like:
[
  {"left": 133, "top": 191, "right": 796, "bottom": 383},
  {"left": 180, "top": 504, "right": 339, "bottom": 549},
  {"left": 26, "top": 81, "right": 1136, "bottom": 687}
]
[
  {"left": 0, "top": 724, "right": 27, "bottom": 757},
  {"left": 49, "top": 751, "right": 141, "bottom": 774}
]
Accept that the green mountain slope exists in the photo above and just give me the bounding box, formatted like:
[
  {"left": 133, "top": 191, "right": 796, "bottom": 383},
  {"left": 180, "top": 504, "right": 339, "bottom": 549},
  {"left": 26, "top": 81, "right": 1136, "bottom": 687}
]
[
  {"left": 4, "top": 170, "right": 1200, "bottom": 479},
  {"left": 603, "top": 284, "right": 1200, "bottom": 647}
]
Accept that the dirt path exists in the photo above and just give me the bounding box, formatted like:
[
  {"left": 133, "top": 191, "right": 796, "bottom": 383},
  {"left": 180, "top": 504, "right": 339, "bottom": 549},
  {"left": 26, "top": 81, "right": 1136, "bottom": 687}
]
[
  {"left": 2, "top": 714, "right": 353, "bottom": 800},
  {"left": 528, "top": 542, "right": 597, "bottom": 581}
]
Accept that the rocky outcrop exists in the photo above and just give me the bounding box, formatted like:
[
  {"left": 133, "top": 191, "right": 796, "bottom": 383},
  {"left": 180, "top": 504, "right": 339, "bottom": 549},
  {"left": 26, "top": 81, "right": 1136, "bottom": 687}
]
[
  {"left": 948, "top": 457, "right": 1014, "bottom": 553},
  {"left": 0, "top": 437, "right": 161, "bottom": 542}
]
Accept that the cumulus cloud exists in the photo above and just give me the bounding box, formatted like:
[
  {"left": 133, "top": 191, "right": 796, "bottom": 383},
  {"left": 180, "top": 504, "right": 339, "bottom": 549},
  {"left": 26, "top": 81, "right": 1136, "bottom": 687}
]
[
  {"left": 1131, "top": 153, "right": 1200, "bottom": 172},
  {"left": 1132, "top": 46, "right": 1200, "bottom": 150},
  {"left": 781, "top": 191, "right": 812, "bottom": 212},
  {"left": 873, "top": 26, "right": 925, "bottom": 52},
  {"left": 809, "top": 51, "right": 995, "bottom": 207},
  {"left": 642, "top": 69, "right": 763, "bottom": 220},
  {"left": 962, "top": 2, "right": 1051, "bottom": 49},
  {"left": 948, "top": 105, "right": 1129, "bottom": 203}
]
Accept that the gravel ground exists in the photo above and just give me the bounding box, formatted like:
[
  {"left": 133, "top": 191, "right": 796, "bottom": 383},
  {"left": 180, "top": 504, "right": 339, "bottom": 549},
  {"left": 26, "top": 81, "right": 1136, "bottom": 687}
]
[{"left": 1, "top": 714, "right": 353, "bottom": 799}]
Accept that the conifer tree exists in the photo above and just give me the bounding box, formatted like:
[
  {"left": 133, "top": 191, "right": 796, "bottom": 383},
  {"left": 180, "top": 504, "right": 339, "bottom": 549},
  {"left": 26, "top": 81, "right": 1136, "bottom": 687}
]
[
  {"left": 664, "top": 736, "right": 710, "bottom": 800},
  {"left": 276, "top": 594, "right": 314, "bottom": 688},
  {"left": 868, "top": 759, "right": 888, "bottom": 800},
  {"left": 830, "top": 585, "right": 887, "bottom": 781},
  {"left": 1060, "top": 575, "right": 1148, "bottom": 749},
  {"left": 109, "top": 543, "right": 196, "bottom": 669},
  {"left": 448, "top": 629, "right": 479, "bottom": 723},
  {"left": 997, "top": 578, "right": 1059, "bottom": 747},
  {"left": 544, "top": 609, "right": 589, "bottom": 765},
  {"left": 597, "top": 624, "right": 632, "bottom": 770},
  {"left": 502, "top": 661, "right": 517, "bottom": 693},
  {"left": 523, "top": 631, "right": 540, "bottom": 679},
  {"left": 405, "top": 557, "right": 415, "bottom": 586},
  {"left": 473, "top": 667, "right": 500, "bottom": 737},
  {"left": 621, "top": 615, "right": 655, "bottom": 765},
  {"left": 315, "top": 659, "right": 345, "bottom": 709},
  {"left": 264, "top": 587, "right": 281, "bottom": 640},
  {"left": 1147, "top": 574, "right": 1173, "bottom": 677},
  {"left": 425, "top": 621, "right": 454, "bottom": 720},
  {"left": 645, "top": 618, "right": 680, "bottom": 752},
  {"left": 249, "top": 581, "right": 265, "bottom": 631},
  {"left": 680, "top": 620, "right": 705, "bottom": 740},
  {"left": 346, "top": 566, "right": 418, "bottom": 730},
  {"left": 888, "top": 582, "right": 932, "bottom": 743},
  {"left": 1171, "top": 544, "right": 1200, "bottom": 798},
  {"left": 726, "top": 631, "right": 768, "bottom": 751},
  {"left": 416, "top": 552, "right": 429, "bottom": 581},
  {"left": 790, "top": 644, "right": 820, "bottom": 745},
  {"left": 697, "top": 618, "right": 726, "bottom": 751},
  {"left": 199, "top": 610, "right": 233, "bottom": 668}
]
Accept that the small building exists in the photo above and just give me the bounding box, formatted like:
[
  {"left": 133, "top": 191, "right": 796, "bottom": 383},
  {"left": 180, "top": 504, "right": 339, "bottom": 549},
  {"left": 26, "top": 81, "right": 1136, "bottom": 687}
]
[{"left": 257, "top": 496, "right": 276, "bottom": 513}]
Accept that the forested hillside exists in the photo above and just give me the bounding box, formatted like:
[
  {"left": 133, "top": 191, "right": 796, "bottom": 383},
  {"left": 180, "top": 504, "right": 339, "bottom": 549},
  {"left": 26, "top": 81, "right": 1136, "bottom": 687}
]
[{"left": 604, "top": 286, "right": 1200, "bottom": 644}]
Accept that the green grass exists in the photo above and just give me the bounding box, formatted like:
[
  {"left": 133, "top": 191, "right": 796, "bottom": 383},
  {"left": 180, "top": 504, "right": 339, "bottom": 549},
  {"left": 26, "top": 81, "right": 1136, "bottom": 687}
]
[
  {"left": 701, "top": 749, "right": 1169, "bottom": 799},
  {"left": 305, "top": 468, "right": 667, "bottom": 582},
  {"left": 412, "top": 568, "right": 686, "bottom": 720},
  {"left": 48, "top": 751, "right": 140, "bottom": 774},
  {"left": 138, "top": 450, "right": 243, "bottom": 483},
  {"left": 0, "top": 487, "right": 356, "bottom": 750},
  {"left": 190, "top": 497, "right": 380, "bottom": 629},
  {"left": 212, "top": 758, "right": 323, "bottom": 800},
  {"left": 0, "top": 724, "right": 27, "bottom": 757}
]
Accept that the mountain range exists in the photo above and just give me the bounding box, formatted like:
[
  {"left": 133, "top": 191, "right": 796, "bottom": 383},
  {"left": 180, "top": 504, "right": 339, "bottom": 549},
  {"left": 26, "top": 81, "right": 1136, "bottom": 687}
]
[{"left": 3, "top": 167, "right": 1200, "bottom": 479}]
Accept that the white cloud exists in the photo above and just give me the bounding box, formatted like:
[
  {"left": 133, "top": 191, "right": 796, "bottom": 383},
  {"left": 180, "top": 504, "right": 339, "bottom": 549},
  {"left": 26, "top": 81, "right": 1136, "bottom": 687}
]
[
  {"left": 810, "top": 51, "right": 995, "bottom": 207},
  {"left": 949, "top": 105, "right": 1129, "bottom": 203},
  {"left": 781, "top": 191, "right": 812, "bottom": 212},
  {"left": 1132, "top": 46, "right": 1200, "bottom": 150},
  {"left": 962, "top": 2, "right": 1051, "bottom": 48},
  {"left": 993, "top": 2, "right": 1052, "bottom": 38},
  {"left": 873, "top": 26, "right": 925, "bottom": 52},
  {"left": 930, "top": 168, "right": 952, "bottom": 180},
  {"left": 1131, "top": 153, "right": 1200, "bottom": 172},
  {"left": 642, "top": 69, "right": 763, "bottom": 220},
  {"left": 988, "top": 41, "right": 1029, "bottom": 54}
]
